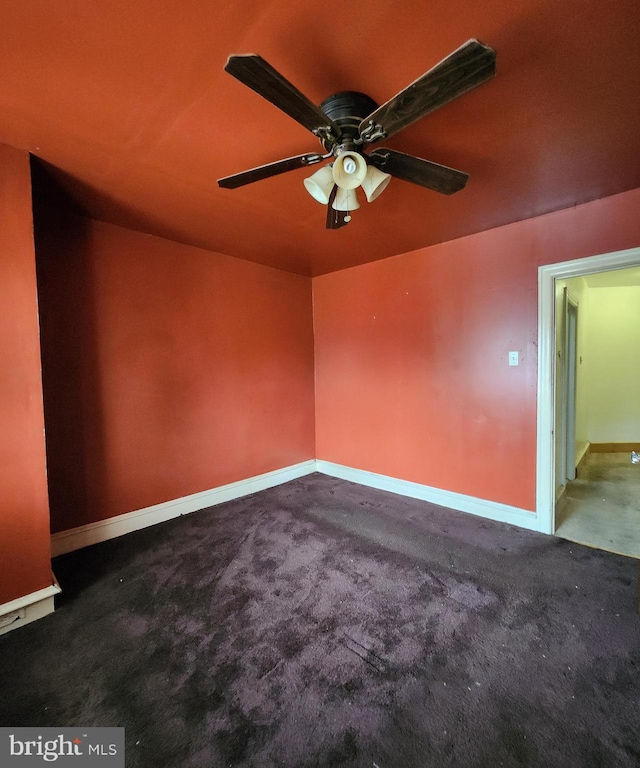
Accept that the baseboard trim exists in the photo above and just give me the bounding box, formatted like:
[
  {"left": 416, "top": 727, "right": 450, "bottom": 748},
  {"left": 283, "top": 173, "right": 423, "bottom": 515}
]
[
  {"left": 51, "top": 457, "right": 544, "bottom": 557},
  {"left": 51, "top": 460, "right": 317, "bottom": 556},
  {"left": 589, "top": 442, "right": 639, "bottom": 453},
  {"left": 554, "top": 485, "right": 569, "bottom": 528},
  {"left": 316, "top": 461, "right": 540, "bottom": 532},
  {"left": 0, "top": 579, "right": 61, "bottom": 637},
  {"left": 576, "top": 442, "right": 590, "bottom": 476}
]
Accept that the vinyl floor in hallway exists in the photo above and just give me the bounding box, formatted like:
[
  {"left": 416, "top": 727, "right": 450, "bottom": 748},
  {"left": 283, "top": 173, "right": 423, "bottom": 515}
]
[{"left": 555, "top": 452, "right": 640, "bottom": 557}]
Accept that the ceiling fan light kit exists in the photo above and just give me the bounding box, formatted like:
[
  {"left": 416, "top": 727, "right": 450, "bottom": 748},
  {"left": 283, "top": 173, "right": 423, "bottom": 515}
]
[
  {"left": 308, "top": 155, "right": 391, "bottom": 212},
  {"left": 217, "top": 39, "right": 496, "bottom": 229},
  {"left": 361, "top": 165, "right": 392, "bottom": 203},
  {"left": 331, "top": 150, "right": 367, "bottom": 190},
  {"left": 303, "top": 164, "right": 335, "bottom": 204},
  {"left": 332, "top": 187, "right": 360, "bottom": 212}
]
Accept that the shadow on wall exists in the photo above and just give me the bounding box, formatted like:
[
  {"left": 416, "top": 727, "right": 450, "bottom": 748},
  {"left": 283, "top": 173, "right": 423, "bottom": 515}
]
[{"left": 32, "top": 165, "right": 108, "bottom": 534}]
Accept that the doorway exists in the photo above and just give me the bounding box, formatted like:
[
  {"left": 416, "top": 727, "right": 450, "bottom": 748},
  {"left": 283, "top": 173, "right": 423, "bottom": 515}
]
[{"left": 537, "top": 246, "right": 640, "bottom": 536}]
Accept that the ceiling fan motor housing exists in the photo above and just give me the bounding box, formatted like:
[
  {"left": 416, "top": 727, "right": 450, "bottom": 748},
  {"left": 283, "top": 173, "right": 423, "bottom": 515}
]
[{"left": 319, "top": 91, "right": 378, "bottom": 153}]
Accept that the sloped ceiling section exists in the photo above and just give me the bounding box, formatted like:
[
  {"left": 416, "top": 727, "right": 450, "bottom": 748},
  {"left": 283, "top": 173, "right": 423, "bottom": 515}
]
[{"left": 1, "top": 0, "right": 639, "bottom": 275}]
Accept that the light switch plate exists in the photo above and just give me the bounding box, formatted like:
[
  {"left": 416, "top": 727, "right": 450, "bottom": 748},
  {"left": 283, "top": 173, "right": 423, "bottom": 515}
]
[{"left": 509, "top": 351, "right": 519, "bottom": 366}]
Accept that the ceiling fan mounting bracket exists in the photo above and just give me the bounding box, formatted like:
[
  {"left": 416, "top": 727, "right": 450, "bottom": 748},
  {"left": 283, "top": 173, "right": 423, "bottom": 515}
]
[
  {"left": 370, "top": 150, "right": 390, "bottom": 166},
  {"left": 359, "top": 121, "right": 387, "bottom": 144},
  {"left": 300, "top": 153, "right": 327, "bottom": 165},
  {"left": 312, "top": 125, "right": 338, "bottom": 144}
]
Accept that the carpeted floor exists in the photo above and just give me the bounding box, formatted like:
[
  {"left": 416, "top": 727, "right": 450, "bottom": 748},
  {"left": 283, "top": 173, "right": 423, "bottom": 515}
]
[{"left": 1, "top": 473, "right": 639, "bottom": 767}]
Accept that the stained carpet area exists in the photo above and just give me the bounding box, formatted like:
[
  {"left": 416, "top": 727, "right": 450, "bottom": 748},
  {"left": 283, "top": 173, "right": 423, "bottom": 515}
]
[{"left": 1, "top": 473, "right": 639, "bottom": 767}]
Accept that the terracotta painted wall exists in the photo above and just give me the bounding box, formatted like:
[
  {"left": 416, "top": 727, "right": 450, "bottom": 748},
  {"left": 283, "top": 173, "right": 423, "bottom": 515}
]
[
  {"left": 314, "top": 188, "right": 640, "bottom": 512},
  {"left": 35, "top": 213, "right": 315, "bottom": 534},
  {"left": 0, "top": 145, "right": 52, "bottom": 604}
]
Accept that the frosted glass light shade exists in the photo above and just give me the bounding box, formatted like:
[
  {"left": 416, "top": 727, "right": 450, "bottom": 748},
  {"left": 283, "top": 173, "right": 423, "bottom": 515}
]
[
  {"left": 332, "top": 187, "right": 360, "bottom": 211},
  {"left": 303, "top": 165, "right": 335, "bottom": 204},
  {"left": 361, "top": 165, "right": 391, "bottom": 202},
  {"left": 332, "top": 151, "right": 367, "bottom": 189}
]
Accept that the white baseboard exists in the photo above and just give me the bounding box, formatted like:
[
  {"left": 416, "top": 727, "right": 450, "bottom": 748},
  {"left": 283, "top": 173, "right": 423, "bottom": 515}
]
[
  {"left": 0, "top": 579, "right": 61, "bottom": 637},
  {"left": 576, "top": 441, "right": 590, "bottom": 466},
  {"left": 10, "top": 459, "right": 541, "bottom": 637},
  {"left": 316, "top": 460, "right": 541, "bottom": 532},
  {"left": 51, "top": 457, "right": 543, "bottom": 558},
  {"left": 576, "top": 441, "right": 590, "bottom": 477},
  {"left": 51, "top": 460, "right": 317, "bottom": 556}
]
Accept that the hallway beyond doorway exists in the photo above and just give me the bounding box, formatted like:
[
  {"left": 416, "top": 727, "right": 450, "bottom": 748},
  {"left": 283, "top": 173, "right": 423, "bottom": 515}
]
[{"left": 556, "top": 452, "right": 640, "bottom": 557}]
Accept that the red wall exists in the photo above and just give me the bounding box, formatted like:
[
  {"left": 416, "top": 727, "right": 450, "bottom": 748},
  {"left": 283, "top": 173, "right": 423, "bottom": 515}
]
[
  {"left": 35, "top": 213, "right": 315, "bottom": 534},
  {"left": 26, "top": 177, "right": 640, "bottom": 545},
  {"left": 314, "top": 188, "right": 640, "bottom": 511},
  {"left": 0, "top": 145, "right": 52, "bottom": 603}
]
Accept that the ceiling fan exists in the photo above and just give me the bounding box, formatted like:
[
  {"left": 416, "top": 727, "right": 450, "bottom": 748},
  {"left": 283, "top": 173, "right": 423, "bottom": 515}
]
[{"left": 217, "top": 39, "right": 496, "bottom": 229}]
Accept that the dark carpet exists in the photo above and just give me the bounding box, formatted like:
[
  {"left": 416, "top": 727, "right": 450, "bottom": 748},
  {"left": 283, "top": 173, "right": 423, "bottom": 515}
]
[{"left": 1, "top": 473, "right": 639, "bottom": 767}]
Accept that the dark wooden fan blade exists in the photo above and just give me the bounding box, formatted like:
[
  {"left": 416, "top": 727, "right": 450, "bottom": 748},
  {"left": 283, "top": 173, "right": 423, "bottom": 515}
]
[
  {"left": 325, "top": 185, "right": 350, "bottom": 229},
  {"left": 225, "top": 55, "right": 340, "bottom": 139},
  {"left": 360, "top": 39, "right": 495, "bottom": 142},
  {"left": 368, "top": 148, "right": 469, "bottom": 195},
  {"left": 218, "top": 153, "right": 324, "bottom": 189}
]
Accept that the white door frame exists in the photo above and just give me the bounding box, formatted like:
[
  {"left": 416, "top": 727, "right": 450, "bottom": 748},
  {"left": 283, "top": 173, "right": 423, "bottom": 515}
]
[{"left": 536, "top": 246, "right": 640, "bottom": 535}]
